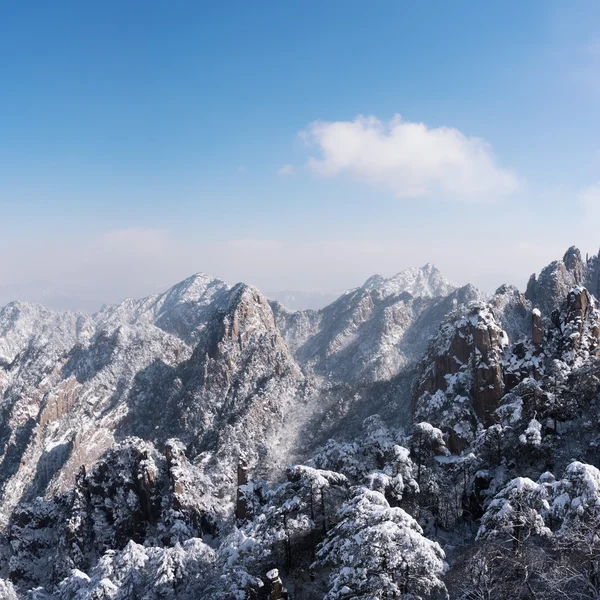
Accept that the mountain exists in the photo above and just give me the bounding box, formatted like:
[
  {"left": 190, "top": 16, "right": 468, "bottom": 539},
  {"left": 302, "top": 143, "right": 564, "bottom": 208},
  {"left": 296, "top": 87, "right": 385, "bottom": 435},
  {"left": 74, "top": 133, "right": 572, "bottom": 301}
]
[
  {"left": 272, "top": 264, "right": 470, "bottom": 386},
  {"left": 0, "top": 266, "right": 466, "bottom": 526},
  {"left": 361, "top": 263, "right": 456, "bottom": 299},
  {"left": 3, "top": 253, "right": 600, "bottom": 598},
  {"left": 266, "top": 264, "right": 454, "bottom": 311}
]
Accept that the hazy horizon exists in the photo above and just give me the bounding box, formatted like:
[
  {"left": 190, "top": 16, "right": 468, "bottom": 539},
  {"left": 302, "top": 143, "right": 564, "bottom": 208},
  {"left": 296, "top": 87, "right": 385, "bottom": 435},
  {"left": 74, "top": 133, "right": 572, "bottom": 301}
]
[{"left": 0, "top": 241, "right": 592, "bottom": 313}]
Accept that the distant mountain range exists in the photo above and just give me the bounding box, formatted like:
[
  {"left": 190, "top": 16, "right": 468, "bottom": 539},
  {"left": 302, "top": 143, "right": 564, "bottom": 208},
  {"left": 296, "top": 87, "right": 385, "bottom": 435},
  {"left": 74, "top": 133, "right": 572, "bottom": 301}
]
[{"left": 0, "top": 282, "right": 353, "bottom": 313}]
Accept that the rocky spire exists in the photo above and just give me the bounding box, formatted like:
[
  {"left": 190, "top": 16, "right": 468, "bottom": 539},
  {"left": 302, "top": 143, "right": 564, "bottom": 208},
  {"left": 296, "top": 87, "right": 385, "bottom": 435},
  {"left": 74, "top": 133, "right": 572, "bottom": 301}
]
[
  {"left": 563, "top": 246, "right": 584, "bottom": 283},
  {"left": 532, "top": 308, "right": 543, "bottom": 346},
  {"left": 525, "top": 246, "right": 586, "bottom": 315}
]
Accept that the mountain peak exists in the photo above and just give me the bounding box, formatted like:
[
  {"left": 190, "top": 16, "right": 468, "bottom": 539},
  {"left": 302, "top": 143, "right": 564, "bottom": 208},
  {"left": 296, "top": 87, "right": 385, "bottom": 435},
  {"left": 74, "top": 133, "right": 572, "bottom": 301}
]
[
  {"left": 159, "top": 272, "right": 229, "bottom": 306},
  {"left": 362, "top": 263, "right": 455, "bottom": 299},
  {"left": 525, "top": 245, "right": 591, "bottom": 314},
  {"left": 563, "top": 246, "right": 583, "bottom": 273}
]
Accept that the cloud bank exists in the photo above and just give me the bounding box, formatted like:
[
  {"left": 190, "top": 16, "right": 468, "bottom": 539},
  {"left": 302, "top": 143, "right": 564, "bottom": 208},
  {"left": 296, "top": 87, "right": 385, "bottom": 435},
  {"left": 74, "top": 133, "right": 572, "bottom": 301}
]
[{"left": 302, "top": 115, "right": 520, "bottom": 200}]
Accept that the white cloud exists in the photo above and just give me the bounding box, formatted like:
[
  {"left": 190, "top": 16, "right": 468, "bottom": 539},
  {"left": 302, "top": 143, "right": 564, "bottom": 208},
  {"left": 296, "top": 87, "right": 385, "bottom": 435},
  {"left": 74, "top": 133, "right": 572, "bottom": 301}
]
[
  {"left": 301, "top": 114, "right": 520, "bottom": 200},
  {"left": 278, "top": 164, "right": 295, "bottom": 176}
]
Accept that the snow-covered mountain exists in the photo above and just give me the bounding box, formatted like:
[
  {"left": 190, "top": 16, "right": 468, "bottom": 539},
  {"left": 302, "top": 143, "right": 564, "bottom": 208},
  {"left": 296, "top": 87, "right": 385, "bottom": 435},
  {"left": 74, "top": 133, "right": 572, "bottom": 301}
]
[
  {"left": 0, "top": 265, "right": 464, "bottom": 528},
  {"left": 272, "top": 264, "right": 471, "bottom": 386},
  {"left": 267, "top": 264, "right": 455, "bottom": 311},
  {"left": 4, "top": 251, "right": 600, "bottom": 598},
  {"left": 361, "top": 263, "right": 456, "bottom": 299}
]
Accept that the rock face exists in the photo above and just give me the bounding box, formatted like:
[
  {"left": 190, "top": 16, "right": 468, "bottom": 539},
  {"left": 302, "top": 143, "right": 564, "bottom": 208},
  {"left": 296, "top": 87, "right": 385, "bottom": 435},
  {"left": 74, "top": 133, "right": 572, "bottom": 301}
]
[
  {"left": 489, "top": 284, "right": 532, "bottom": 344},
  {"left": 566, "top": 286, "right": 590, "bottom": 327},
  {"left": 532, "top": 309, "right": 543, "bottom": 346},
  {"left": 414, "top": 303, "right": 508, "bottom": 451},
  {"left": 524, "top": 246, "right": 600, "bottom": 317},
  {"left": 557, "top": 286, "right": 600, "bottom": 362},
  {"left": 413, "top": 249, "right": 600, "bottom": 454},
  {"left": 273, "top": 265, "right": 477, "bottom": 385}
]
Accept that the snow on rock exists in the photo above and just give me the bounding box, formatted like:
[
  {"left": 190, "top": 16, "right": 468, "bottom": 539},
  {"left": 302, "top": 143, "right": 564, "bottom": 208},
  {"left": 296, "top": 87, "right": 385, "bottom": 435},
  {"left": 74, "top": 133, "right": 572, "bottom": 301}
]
[{"left": 273, "top": 267, "right": 476, "bottom": 386}]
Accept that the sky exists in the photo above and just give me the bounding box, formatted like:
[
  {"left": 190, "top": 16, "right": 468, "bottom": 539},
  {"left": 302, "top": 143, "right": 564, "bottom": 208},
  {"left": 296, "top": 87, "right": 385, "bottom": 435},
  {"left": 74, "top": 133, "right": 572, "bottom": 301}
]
[{"left": 1, "top": 1, "right": 600, "bottom": 310}]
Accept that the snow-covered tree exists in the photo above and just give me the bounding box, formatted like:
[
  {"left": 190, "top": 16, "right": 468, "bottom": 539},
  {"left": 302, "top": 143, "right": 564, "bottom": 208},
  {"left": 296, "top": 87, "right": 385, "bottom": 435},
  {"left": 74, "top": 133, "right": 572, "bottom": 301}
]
[
  {"left": 315, "top": 486, "right": 448, "bottom": 599},
  {"left": 478, "top": 477, "right": 551, "bottom": 552},
  {"left": 0, "top": 579, "right": 18, "bottom": 600},
  {"left": 410, "top": 422, "right": 448, "bottom": 485},
  {"left": 519, "top": 418, "right": 542, "bottom": 446},
  {"left": 542, "top": 461, "right": 600, "bottom": 598}
]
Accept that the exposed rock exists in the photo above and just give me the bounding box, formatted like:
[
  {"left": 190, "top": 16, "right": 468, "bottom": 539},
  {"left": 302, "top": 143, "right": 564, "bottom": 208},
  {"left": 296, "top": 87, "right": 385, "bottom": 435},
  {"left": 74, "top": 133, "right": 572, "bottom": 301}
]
[
  {"left": 490, "top": 284, "right": 532, "bottom": 344},
  {"left": 563, "top": 246, "right": 584, "bottom": 281},
  {"left": 566, "top": 286, "right": 590, "bottom": 325},
  {"left": 414, "top": 303, "right": 508, "bottom": 449},
  {"left": 525, "top": 246, "right": 594, "bottom": 316},
  {"left": 532, "top": 309, "right": 543, "bottom": 346}
]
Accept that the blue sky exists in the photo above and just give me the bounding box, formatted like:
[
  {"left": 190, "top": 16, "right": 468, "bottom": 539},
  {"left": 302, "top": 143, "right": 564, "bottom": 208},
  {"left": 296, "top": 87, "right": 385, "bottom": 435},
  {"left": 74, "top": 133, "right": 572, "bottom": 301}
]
[{"left": 1, "top": 1, "right": 600, "bottom": 307}]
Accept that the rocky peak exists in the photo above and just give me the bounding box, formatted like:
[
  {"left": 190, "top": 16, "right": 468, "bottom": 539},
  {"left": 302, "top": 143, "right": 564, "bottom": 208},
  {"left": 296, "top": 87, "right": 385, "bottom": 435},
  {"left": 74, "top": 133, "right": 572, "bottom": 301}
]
[
  {"left": 414, "top": 302, "right": 508, "bottom": 450},
  {"left": 566, "top": 285, "right": 590, "bottom": 320},
  {"left": 194, "top": 283, "right": 290, "bottom": 371},
  {"left": 362, "top": 263, "right": 456, "bottom": 300},
  {"left": 223, "top": 284, "right": 279, "bottom": 348},
  {"left": 524, "top": 246, "right": 598, "bottom": 317},
  {"left": 163, "top": 272, "right": 228, "bottom": 304},
  {"left": 94, "top": 273, "right": 230, "bottom": 344},
  {"left": 490, "top": 284, "right": 532, "bottom": 345},
  {"left": 558, "top": 286, "right": 599, "bottom": 362},
  {"left": 563, "top": 246, "right": 584, "bottom": 277}
]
